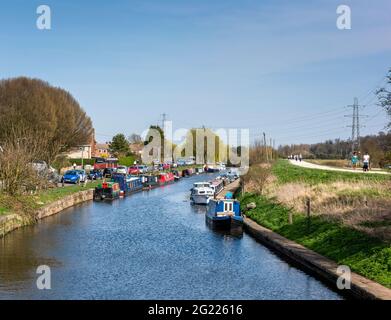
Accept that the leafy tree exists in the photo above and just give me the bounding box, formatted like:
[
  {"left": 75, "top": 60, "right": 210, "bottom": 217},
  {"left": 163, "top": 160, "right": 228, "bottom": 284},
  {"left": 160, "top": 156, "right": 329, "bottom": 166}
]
[{"left": 109, "top": 134, "right": 129, "bottom": 156}]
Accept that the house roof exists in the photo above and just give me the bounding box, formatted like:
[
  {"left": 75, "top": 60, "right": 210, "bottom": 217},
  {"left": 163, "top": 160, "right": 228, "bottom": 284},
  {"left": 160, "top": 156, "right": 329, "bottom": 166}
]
[{"left": 96, "top": 143, "right": 109, "bottom": 150}]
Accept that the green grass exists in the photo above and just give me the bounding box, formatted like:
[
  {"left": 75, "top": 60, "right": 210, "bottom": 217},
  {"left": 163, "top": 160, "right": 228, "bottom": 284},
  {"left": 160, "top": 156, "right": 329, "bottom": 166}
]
[
  {"left": 68, "top": 158, "right": 95, "bottom": 166},
  {"left": 118, "top": 155, "right": 136, "bottom": 167},
  {"left": 273, "top": 160, "right": 390, "bottom": 185},
  {"left": 36, "top": 180, "right": 100, "bottom": 206},
  {"left": 0, "top": 207, "right": 8, "bottom": 215},
  {"left": 336, "top": 187, "right": 389, "bottom": 199},
  {"left": 359, "top": 221, "right": 391, "bottom": 228},
  {"left": 240, "top": 193, "right": 391, "bottom": 288}
]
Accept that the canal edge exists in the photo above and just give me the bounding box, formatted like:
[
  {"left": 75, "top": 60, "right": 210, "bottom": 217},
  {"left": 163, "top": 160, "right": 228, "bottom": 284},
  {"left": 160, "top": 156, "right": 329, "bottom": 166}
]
[
  {"left": 243, "top": 216, "right": 391, "bottom": 300},
  {"left": 0, "top": 189, "right": 93, "bottom": 239}
]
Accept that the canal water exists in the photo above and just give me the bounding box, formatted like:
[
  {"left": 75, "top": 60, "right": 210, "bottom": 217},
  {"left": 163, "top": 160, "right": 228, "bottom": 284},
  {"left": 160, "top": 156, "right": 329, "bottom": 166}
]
[{"left": 0, "top": 174, "right": 342, "bottom": 299}]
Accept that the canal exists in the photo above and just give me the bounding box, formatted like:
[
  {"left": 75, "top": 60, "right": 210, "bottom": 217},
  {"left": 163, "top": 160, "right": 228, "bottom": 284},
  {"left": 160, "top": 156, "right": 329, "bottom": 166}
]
[{"left": 0, "top": 174, "right": 342, "bottom": 299}]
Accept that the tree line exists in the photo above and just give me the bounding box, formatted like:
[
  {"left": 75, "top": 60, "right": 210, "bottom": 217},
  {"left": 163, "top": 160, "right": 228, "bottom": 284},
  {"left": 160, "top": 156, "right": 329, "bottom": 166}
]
[{"left": 277, "top": 133, "right": 391, "bottom": 167}]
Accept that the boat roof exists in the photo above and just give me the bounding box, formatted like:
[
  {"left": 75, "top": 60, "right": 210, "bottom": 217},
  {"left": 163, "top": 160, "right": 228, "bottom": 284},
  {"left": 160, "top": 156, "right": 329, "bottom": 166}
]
[
  {"left": 210, "top": 180, "right": 223, "bottom": 186},
  {"left": 193, "top": 186, "right": 213, "bottom": 191},
  {"left": 128, "top": 177, "right": 141, "bottom": 181}
]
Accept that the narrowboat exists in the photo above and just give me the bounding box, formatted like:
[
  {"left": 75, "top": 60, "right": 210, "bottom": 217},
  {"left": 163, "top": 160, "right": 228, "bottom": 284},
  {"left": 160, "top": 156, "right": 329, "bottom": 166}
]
[
  {"left": 206, "top": 165, "right": 219, "bottom": 173},
  {"left": 93, "top": 181, "right": 121, "bottom": 201},
  {"left": 206, "top": 193, "right": 243, "bottom": 228},
  {"left": 171, "top": 170, "right": 182, "bottom": 181},
  {"left": 195, "top": 167, "right": 204, "bottom": 174},
  {"left": 158, "top": 172, "right": 175, "bottom": 185},
  {"left": 182, "top": 168, "right": 195, "bottom": 177},
  {"left": 209, "top": 179, "right": 224, "bottom": 196},
  {"left": 181, "top": 169, "right": 190, "bottom": 177},
  {"left": 191, "top": 186, "right": 214, "bottom": 205},
  {"left": 111, "top": 173, "right": 143, "bottom": 195},
  {"left": 141, "top": 175, "right": 159, "bottom": 189}
]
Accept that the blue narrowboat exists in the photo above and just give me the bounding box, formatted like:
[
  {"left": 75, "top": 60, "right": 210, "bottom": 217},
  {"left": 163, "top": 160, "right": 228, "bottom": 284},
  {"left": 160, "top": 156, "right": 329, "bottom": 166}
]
[
  {"left": 111, "top": 173, "right": 143, "bottom": 195},
  {"left": 206, "top": 193, "right": 243, "bottom": 228}
]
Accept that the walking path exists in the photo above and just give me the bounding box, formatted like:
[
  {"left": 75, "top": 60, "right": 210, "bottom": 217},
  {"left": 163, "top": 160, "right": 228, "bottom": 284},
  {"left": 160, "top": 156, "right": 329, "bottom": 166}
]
[
  {"left": 289, "top": 160, "right": 390, "bottom": 175},
  {"left": 216, "top": 179, "right": 240, "bottom": 200}
]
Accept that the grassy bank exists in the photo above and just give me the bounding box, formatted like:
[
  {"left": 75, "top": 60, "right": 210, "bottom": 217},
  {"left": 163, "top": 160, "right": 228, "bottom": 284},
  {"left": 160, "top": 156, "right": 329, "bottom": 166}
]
[
  {"left": 240, "top": 193, "right": 391, "bottom": 288},
  {"left": 242, "top": 160, "right": 391, "bottom": 288},
  {"left": 272, "top": 160, "right": 389, "bottom": 185},
  {"left": 0, "top": 181, "right": 99, "bottom": 217}
]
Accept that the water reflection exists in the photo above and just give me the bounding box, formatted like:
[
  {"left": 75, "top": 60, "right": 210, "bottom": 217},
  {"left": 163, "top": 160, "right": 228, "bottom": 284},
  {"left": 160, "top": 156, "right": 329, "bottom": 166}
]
[{"left": 205, "top": 221, "right": 244, "bottom": 239}]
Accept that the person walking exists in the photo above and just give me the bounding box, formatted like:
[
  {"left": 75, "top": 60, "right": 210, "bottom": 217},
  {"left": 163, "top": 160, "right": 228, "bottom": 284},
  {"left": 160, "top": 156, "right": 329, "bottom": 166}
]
[
  {"left": 351, "top": 152, "right": 358, "bottom": 170},
  {"left": 299, "top": 154, "right": 302, "bottom": 162},
  {"left": 363, "top": 152, "right": 370, "bottom": 172}
]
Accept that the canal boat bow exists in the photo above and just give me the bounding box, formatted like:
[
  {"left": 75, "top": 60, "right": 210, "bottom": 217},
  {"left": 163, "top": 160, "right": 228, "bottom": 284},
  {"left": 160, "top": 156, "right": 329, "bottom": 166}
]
[{"left": 206, "top": 192, "right": 243, "bottom": 229}]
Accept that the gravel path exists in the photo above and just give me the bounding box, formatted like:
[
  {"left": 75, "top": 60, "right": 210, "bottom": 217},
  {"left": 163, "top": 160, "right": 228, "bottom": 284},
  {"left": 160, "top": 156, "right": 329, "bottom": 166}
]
[{"left": 289, "top": 160, "right": 390, "bottom": 175}]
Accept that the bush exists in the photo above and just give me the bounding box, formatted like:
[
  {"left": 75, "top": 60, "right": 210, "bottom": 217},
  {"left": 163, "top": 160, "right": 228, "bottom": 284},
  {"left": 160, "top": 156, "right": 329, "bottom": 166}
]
[
  {"left": 118, "top": 156, "right": 136, "bottom": 167},
  {"left": 68, "top": 158, "right": 95, "bottom": 166}
]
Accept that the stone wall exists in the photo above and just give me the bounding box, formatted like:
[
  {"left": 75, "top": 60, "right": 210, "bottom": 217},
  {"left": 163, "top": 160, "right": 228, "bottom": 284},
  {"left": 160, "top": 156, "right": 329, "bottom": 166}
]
[
  {"left": 0, "top": 189, "right": 93, "bottom": 238},
  {"left": 36, "top": 189, "right": 93, "bottom": 219}
]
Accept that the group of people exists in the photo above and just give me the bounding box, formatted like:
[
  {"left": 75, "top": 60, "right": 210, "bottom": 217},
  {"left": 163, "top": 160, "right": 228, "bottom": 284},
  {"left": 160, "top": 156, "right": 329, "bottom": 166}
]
[
  {"left": 288, "top": 154, "right": 303, "bottom": 162},
  {"left": 351, "top": 151, "right": 371, "bottom": 172}
]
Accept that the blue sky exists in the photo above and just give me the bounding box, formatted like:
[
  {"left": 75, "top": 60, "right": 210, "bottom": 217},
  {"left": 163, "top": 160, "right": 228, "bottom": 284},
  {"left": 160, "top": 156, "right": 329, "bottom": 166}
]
[{"left": 1, "top": 0, "right": 390, "bottom": 145}]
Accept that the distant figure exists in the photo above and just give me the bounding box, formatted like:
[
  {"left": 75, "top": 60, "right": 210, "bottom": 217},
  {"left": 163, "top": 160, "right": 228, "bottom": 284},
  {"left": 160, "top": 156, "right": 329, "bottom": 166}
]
[
  {"left": 73, "top": 163, "right": 77, "bottom": 170},
  {"left": 290, "top": 154, "right": 293, "bottom": 160},
  {"left": 299, "top": 154, "right": 302, "bottom": 162},
  {"left": 294, "top": 155, "right": 298, "bottom": 161},
  {"left": 363, "top": 152, "right": 370, "bottom": 172},
  {"left": 351, "top": 152, "right": 358, "bottom": 170}
]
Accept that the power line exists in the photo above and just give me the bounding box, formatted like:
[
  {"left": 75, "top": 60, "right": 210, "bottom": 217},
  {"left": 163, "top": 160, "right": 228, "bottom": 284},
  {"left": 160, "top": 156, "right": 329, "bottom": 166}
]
[{"left": 345, "top": 97, "right": 368, "bottom": 153}]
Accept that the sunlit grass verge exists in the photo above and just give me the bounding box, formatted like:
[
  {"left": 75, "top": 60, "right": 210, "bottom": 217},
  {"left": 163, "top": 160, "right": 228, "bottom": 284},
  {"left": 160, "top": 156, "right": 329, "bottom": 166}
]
[
  {"left": 240, "top": 193, "right": 391, "bottom": 289},
  {"left": 273, "top": 160, "right": 390, "bottom": 185},
  {"left": 0, "top": 180, "right": 99, "bottom": 217}
]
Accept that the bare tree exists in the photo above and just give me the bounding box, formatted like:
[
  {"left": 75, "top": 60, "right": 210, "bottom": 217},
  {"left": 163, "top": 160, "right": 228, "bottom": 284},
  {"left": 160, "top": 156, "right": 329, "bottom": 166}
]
[
  {"left": 0, "top": 126, "right": 44, "bottom": 195},
  {"left": 241, "top": 164, "right": 273, "bottom": 195},
  {"left": 128, "top": 133, "right": 142, "bottom": 144},
  {"left": 0, "top": 77, "right": 94, "bottom": 164}
]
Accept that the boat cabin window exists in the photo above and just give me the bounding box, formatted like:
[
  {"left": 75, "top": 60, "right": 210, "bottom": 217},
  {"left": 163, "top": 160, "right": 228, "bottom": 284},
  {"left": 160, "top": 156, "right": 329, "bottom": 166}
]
[{"left": 224, "top": 202, "right": 233, "bottom": 212}]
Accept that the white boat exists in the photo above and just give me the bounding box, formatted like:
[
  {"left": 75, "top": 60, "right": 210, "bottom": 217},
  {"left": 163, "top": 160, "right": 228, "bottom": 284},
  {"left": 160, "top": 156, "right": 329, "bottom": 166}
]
[
  {"left": 191, "top": 186, "right": 214, "bottom": 205},
  {"left": 209, "top": 179, "right": 224, "bottom": 196},
  {"left": 192, "top": 182, "right": 211, "bottom": 190}
]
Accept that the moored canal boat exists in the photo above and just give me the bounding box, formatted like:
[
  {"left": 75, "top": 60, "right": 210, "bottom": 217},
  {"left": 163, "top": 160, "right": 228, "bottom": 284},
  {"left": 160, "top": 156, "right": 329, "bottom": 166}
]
[
  {"left": 158, "top": 172, "right": 175, "bottom": 185},
  {"left": 209, "top": 179, "right": 224, "bottom": 196},
  {"left": 191, "top": 186, "right": 214, "bottom": 205},
  {"left": 206, "top": 193, "right": 243, "bottom": 228},
  {"left": 111, "top": 173, "right": 143, "bottom": 195},
  {"left": 191, "top": 181, "right": 211, "bottom": 191},
  {"left": 93, "top": 181, "right": 121, "bottom": 201},
  {"left": 141, "top": 175, "right": 159, "bottom": 189}
]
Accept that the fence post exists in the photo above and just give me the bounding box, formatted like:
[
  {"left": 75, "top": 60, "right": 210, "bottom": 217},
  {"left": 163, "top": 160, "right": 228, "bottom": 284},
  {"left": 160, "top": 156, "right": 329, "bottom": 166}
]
[{"left": 306, "top": 198, "right": 311, "bottom": 218}]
